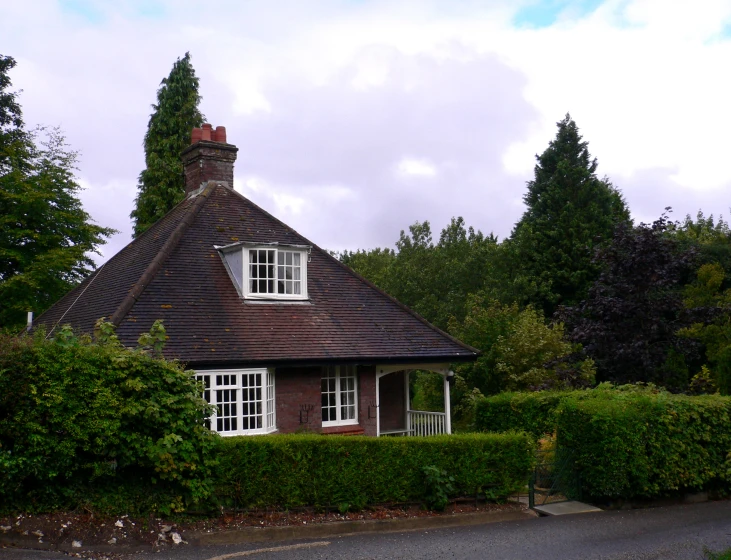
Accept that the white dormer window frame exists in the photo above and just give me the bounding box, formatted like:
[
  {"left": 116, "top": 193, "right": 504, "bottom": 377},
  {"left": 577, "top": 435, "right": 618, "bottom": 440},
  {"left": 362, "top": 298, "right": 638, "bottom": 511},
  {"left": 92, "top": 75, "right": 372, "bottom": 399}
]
[
  {"left": 216, "top": 241, "right": 310, "bottom": 301},
  {"left": 243, "top": 246, "right": 309, "bottom": 300}
]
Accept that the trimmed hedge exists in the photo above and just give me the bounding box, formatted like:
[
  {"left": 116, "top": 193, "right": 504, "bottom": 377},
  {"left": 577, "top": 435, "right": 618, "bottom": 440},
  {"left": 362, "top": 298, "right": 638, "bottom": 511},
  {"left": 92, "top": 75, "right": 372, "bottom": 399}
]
[
  {"left": 213, "top": 433, "right": 536, "bottom": 510},
  {"left": 474, "top": 391, "right": 575, "bottom": 437},
  {"left": 556, "top": 391, "right": 731, "bottom": 500}
]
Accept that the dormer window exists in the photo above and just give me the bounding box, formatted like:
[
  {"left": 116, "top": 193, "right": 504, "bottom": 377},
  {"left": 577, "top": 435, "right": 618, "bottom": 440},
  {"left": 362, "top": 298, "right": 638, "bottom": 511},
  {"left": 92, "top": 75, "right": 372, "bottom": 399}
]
[
  {"left": 247, "top": 249, "right": 304, "bottom": 297},
  {"left": 216, "top": 241, "right": 310, "bottom": 301}
]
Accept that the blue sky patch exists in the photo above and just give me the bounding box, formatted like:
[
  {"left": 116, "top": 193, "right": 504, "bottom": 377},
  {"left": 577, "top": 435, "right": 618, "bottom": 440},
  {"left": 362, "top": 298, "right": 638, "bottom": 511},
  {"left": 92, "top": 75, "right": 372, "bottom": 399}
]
[
  {"left": 513, "top": 0, "right": 605, "bottom": 28},
  {"left": 59, "top": 0, "right": 166, "bottom": 23},
  {"left": 59, "top": 0, "right": 104, "bottom": 24}
]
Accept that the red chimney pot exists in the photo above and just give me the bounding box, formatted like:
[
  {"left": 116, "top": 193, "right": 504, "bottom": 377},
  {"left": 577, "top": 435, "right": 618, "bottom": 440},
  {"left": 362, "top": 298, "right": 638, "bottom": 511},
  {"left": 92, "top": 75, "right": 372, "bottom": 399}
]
[{"left": 201, "top": 123, "right": 212, "bottom": 141}]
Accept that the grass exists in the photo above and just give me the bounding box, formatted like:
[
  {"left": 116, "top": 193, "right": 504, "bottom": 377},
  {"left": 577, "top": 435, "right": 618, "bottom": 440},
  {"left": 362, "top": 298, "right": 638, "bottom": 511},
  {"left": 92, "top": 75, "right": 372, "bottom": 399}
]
[{"left": 705, "top": 547, "right": 731, "bottom": 560}]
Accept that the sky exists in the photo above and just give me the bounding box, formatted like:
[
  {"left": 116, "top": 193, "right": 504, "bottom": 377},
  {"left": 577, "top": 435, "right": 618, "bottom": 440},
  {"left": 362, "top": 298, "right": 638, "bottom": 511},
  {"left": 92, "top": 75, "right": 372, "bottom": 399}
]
[{"left": 3, "top": 0, "right": 731, "bottom": 262}]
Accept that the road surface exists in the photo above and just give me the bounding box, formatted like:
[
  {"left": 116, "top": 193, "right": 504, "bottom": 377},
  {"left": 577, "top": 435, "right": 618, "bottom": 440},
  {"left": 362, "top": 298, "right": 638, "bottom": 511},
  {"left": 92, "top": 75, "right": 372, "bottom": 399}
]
[{"left": 5, "top": 501, "right": 731, "bottom": 560}]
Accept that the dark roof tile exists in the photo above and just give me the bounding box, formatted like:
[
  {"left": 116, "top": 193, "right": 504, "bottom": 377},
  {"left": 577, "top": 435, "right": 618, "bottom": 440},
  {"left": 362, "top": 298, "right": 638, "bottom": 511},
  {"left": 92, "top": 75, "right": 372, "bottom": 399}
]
[{"left": 37, "top": 183, "right": 478, "bottom": 366}]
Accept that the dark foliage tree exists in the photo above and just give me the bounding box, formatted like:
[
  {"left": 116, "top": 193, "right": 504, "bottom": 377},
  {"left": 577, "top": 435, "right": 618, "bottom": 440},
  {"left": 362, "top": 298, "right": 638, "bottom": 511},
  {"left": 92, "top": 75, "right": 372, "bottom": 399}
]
[
  {"left": 130, "top": 52, "right": 204, "bottom": 237},
  {"left": 559, "top": 214, "right": 700, "bottom": 389},
  {"left": 0, "top": 55, "right": 114, "bottom": 331},
  {"left": 510, "top": 114, "right": 631, "bottom": 315}
]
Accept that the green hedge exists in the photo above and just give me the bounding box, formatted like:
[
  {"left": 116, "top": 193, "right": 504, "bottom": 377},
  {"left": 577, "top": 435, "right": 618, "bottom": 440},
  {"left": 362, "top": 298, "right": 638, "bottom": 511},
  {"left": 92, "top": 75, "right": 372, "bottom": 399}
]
[
  {"left": 474, "top": 391, "right": 575, "bottom": 437},
  {"left": 213, "top": 433, "right": 536, "bottom": 510},
  {"left": 556, "top": 391, "right": 731, "bottom": 499}
]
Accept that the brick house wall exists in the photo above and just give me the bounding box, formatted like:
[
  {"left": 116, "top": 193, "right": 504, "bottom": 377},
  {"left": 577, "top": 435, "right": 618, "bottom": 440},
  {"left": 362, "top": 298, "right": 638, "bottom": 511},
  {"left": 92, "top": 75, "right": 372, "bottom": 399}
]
[
  {"left": 274, "top": 364, "right": 377, "bottom": 436},
  {"left": 358, "top": 365, "right": 377, "bottom": 436},
  {"left": 378, "top": 370, "right": 406, "bottom": 432},
  {"left": 274, "top": 366, "right": 322, "bottom": 433}
]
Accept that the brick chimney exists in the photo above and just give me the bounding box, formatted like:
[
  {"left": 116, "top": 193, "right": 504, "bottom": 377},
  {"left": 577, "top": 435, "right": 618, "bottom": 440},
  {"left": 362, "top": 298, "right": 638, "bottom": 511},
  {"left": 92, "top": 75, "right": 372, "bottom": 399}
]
[{"left": 182, "top": 124, "right": 238, "bottom": 195}]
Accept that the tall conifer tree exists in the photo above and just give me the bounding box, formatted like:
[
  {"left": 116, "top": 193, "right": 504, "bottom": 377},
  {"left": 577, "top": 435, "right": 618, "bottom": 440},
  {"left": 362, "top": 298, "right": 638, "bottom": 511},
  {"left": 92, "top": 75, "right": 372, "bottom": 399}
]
[
  {"left": 130, "top": 52, "right": 204, "bottom": 236},
  {"left": 509, "top": 114, "right": 630, "bottom": 315}
]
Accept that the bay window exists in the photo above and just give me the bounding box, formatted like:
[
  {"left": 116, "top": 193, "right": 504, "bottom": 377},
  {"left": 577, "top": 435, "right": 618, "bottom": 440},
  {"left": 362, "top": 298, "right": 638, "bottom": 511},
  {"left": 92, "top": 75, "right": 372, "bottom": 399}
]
[{"left": 196, "top": 369, "right": 276, "bottom": 435}]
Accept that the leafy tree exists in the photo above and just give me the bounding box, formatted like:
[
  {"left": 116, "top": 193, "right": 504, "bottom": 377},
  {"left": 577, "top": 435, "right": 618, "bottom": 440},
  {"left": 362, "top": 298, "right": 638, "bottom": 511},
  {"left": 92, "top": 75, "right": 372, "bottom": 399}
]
[
  {"left": 339, "top": 247, "right": 396, "bottom": 291},
  {"left": 342, "top": 218, "right": 499, "bottom": 331},
  {"left": 673, "top": 211, "right": 731, "bottom": 286},
  {"left": 559, "top": 214, "right": 699, "bottom": 389},
  {"left": 679, "top": 263, "right": 731, "bottom": 394},
  {"left": 449, "top": 295, "right": 521, "bottom": 396},
  {"left": 493, "top": 307, "right": 595, "bottom": 391},
  {"left": 131, "top": 52, "right": 204, "bottom": 237},
  {"left": 450, "top": 296, "right": 593, "bottom": 396},
  {"left": 0, "top": 55, "right": 114, "bottom": 331},
  {"left": 509, "top": 114, "right": 631, "bottom": 315}
]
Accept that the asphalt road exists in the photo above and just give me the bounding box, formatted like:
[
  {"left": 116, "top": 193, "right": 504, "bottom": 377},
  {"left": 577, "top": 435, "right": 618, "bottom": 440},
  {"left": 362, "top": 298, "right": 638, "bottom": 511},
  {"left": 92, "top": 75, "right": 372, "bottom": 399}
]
[{"left": 6, "top": 501, "right": 731, "bottom": 560}]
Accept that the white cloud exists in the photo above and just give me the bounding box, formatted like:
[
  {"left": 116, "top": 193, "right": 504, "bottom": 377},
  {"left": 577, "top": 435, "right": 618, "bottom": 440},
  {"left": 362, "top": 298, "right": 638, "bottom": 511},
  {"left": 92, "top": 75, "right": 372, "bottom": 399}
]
[
  {"left": 396, "top": 157, "right": 438, "bottom": 178},
  {"left": 3, "top": 0, "right": 731, "bottom": 258}
]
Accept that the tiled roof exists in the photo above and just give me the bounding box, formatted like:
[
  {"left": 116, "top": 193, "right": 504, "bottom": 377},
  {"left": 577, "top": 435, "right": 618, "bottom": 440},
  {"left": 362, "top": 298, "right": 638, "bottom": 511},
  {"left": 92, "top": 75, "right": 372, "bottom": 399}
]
[{"left": 36, "top": 183, "right": 478, "bottom": 367}]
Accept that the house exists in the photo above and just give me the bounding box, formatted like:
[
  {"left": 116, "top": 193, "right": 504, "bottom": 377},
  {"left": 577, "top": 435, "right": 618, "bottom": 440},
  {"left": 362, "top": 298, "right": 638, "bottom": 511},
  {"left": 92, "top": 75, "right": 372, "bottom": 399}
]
[{"left": 36, "top": 124, "right": 478, "bottom": 437}]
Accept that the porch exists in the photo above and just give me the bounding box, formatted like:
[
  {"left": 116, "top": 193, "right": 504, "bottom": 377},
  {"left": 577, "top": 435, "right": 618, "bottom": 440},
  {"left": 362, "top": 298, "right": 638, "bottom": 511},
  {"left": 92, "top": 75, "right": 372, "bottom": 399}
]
[{"left": 375, "top": 364, "right": 453, "bottom": 437}]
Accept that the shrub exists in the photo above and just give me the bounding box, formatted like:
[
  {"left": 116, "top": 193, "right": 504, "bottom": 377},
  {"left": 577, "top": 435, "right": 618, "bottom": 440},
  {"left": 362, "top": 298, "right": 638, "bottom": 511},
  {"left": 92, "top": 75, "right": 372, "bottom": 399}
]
[
  {"left": 422, "top": 465, "right": 454, "bottom": 511},
  {"left": 473, "top": 384, "right": 667, "bottom": 437},
  {"left": 213, "top": 433, "right": 535, "bottom": 510},
  {"left": 0, "top": 323, "right": 218, "bottom": 514},
  {"left": 474, "top": 391, "right": 575, "bottom": 437},
  {"left": 556, "top": 390, "right": 731, "bottom": 500}
]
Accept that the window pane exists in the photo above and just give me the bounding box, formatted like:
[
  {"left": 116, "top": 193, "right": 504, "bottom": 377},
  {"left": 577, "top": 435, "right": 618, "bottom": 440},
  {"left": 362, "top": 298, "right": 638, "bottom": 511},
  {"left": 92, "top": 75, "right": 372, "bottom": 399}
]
[
  {"left": 268, "top": 250, "right": 275, "bottom": 263},
  {"left": 294, "top": 268, "right": 300, "bottom": 280},
  {"left": 278, "top": 280, "right": 285, "bottom": 294},
  {"left": 286, "top": 252, "right": 292, "bottom": 265},
  {"left": 278, "top": 252, "right": 284, "bottom": 265},
  {"left": 250, "top": 250, "right": 258, "bottom": 264},
  {"left": 241, "top": 371, "right": 264, "bottom": 432},
  {"left": 293, "top": 253, "right": 301, "bottom": 266},
  {"left": 266, "top": 371, "right": 275, "bottom": 430}
]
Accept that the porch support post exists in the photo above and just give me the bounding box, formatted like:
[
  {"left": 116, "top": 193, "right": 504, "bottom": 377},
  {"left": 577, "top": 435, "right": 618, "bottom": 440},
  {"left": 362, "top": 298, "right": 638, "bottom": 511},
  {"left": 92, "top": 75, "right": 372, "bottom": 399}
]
[
  {"left": 404, "top": 369, "right": 411, "bottom": 435},
  {"left": 444, "top": 372, "right": 452, "bottom": 435},
  {"left": 375, "top": 373, "right": 381, "bottom": 437}
]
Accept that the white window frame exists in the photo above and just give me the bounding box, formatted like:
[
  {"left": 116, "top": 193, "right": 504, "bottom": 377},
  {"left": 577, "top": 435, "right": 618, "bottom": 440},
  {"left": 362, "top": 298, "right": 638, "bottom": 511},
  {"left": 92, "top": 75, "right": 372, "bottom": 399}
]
[
  {"left": 195, "top": 368, "right": 276, "bottom": 436},
  {"left": 243, "top": 247, "right": 308, "bottom": 301},
  {"left": 321, "top": 365, "right": 359, "bottom": 427}
]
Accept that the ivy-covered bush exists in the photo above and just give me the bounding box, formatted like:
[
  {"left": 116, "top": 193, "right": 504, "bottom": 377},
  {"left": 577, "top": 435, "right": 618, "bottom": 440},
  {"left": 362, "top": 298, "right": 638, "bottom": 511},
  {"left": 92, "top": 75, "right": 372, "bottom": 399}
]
[
  {"left": 0, "top": 322, "right": 218, "bottom": 514},
  {"left": 556, "top": 390, "right": 731, "bottom": 500},
  {"left": 474, "top": 391, "right": 575, "bottom": 437},
  {"left": 214, "top": 433, "right": 535, "bottom": 510}
]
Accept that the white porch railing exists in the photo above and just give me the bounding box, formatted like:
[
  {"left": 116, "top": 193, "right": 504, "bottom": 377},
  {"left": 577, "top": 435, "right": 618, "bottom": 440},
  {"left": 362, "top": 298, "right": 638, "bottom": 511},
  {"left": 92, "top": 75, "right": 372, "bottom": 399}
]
[{"left": 407, "top": 409, "right": 447, "bottom": 436}]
